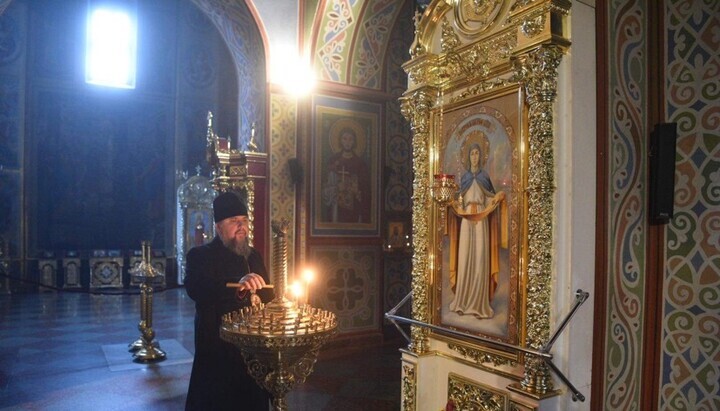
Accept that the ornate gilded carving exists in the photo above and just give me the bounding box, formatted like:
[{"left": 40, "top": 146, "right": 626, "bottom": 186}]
[
  {"left": 401, "top": 0, "right": 571, "bottom": 403},
  {"left": 402, "top": 363, "right": 417, "bottom": 411},
  {"left": 407, "top": 28, "right": 517, "bottom": 89},
  {"left": 448, "top": 373, "right": 508, "bottom": 411},
  {"left": 521, "top": 14, "right": 545, "bottom": 38},
  {"left": 409, "top": 10, "right": 427, "bottom": 59},
  {"left": 511, "top": 0, "right": 535, "bottom": 11},
  {"left": 511, "top": 44, "right": 563, "bottom": 395},
  {"left": 517, "top": 355, "right": 554, "bottom": 396},
  {"left": 400, "top": 88, "right": 436, "bottom": 354},
  {"left": 454, "top": 0, "right": 504, "bottom": 36},
  {"left": 508, "top": 0, "right": 571, "bottom": 51},
  {"left": 449, "top": 76, "right": 513, "bottom": 102},
  {"left": 406, "top": 59, "right": 434, "bottom": 86},
  {"left": 441, "top": 18, "right": 461, "bottom": 53},
  {"left": 449, "top": 343, "right": 518, "bottom": 367}
]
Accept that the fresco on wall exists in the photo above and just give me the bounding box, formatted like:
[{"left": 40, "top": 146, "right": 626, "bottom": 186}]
[
  {"left": 269, "top": 94, "right": 297, "bottom": 275},
  {"left": 313, "top": 0, "right": 403, "bottom": 90},
  {"left": 0, "top": 3, "right": 25, "bottom": 261},
  {"left": 605, "top": 1, "right": 719, "bottom": 409},
  {"left": 191, "top": 0, "right": 266, "bottom": 151},
  {"left": 660, "top": 1, "right": 720, "bottom": 409},
  {"left": 0, "top": 27, "right": 23, "bottom": 180},
  {"left": 384, "top": 1, "right": 413, "bottom": 213},
  {"left": 311, "top": 95, "right": 380, "bottom": 237},
  {"left": 310, "top": 245, "right": 380, "bottom": 333},
  {"left": 348, "top": 0, "right": 403, "bottom": 89},
  {"left": 33, "top": 91, "right": 172, "bottom": 250},
  {"left": 0, "top": 77, "right": 20, "bottom": 169},
  {"left": 0, "top": 173, "right": 20, "bottom": 256},
  {"left": 604, "top": 0, "right": 649, "bottom": 409}
]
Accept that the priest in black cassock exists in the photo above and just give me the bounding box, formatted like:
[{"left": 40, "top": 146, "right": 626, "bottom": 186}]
[{"left": 184, "top": 192, "right": 272, "bottom": 411}]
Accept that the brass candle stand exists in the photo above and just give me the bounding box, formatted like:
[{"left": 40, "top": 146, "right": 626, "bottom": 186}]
[
  {"left": 128, "top": 241, "right": 166, "bottom": 363},
  {"left": 220, "top": 219, "right": 337, "bottom": 411}
]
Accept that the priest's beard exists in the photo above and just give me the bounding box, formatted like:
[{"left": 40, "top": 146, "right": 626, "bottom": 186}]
[{"left": 222, "top": 236, "right": 251, "bottom": 259}]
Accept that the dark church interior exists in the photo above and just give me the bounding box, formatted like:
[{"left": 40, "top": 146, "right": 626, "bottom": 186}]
[{"left": 2, "top": 0, "right": 718, "bottom": 410}]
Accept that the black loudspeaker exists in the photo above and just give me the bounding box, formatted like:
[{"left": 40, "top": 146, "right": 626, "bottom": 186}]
[
  {"left": 288, "top": 158, "right": 302, "bottom": 185},
  {"left": 649, "top": 122, "right": 677, "bottom": 224}
]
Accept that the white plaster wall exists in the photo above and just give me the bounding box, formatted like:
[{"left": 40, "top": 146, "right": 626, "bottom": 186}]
[
  {"left": 248, "top": 0, "right": 300, "bottom": 71},
  {"left": 544, "top": 1, "right": 597, "bottom": 410}
]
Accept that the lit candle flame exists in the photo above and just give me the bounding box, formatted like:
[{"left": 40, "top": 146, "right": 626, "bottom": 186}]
[{"left": 290, "top": 281, "right": 303, "bottom": 302}]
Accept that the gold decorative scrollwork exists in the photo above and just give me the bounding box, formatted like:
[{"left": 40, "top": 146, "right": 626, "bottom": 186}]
[
  {"left": 517, "top": 355, "right": 554, "bottom": 396},
  {"left": 402, "top": 363, "right": 417, "bottom": 411},
  {"left": 510, "top": 0, "right": 534, "bottom": 11},
  {"left": 450, "top": 76, "right": 513, "bottom": 102},
  {"left": 407, "top": 58, "right": 437, "bottom": 86},
  {"left": 449, "top": 343, "right": 518, "bottom": 367},
  {"left": 400, "top": 88, "right": 436, "bottom": 354},
  {"left": 453, "top": 0, "right": 504, "bottom": 36},
  {"left": 511, "top": 44, "right": 564, "bottom": 395},
  {"left": 508, "top": 0, "right": 572, "bottom": 51},
  {"left": 441, "top": 18, "right": 461, "bottom": 53},
  {"left": 448, "top": 374, "right": 508, "bottom": 411},
  {"left": 521, "top": 14, "right": 545, "bottom": 38}
]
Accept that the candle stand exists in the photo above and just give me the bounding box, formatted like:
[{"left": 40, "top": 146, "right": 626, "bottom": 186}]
[
  {"left": 128, "top": 241, "right": 166, "bottom": 363},
  {"left": 432, "top": 174, "right": 459, "bottom": 231},
  {"left": 220, "top": 219, "right": 337, "bottom": 411}
]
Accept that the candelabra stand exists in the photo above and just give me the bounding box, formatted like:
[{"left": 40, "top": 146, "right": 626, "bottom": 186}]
[
  {"left": 220, "top": 219, "right": 337, "bottom": 411},
  {"left": 431, "top": 174, "right": 458, "bottom": 230},
  {"left": 128, "top": 241, "right": 166, "bottom": 363}
]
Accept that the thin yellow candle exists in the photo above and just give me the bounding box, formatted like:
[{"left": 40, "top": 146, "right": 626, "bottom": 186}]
[{"left": 301, "top": 268, "right": 315, "bottom": 305}]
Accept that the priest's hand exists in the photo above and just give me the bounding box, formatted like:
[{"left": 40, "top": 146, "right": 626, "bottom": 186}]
[{"left": 237, "top": 273, "right": 266, "bottom": 292}]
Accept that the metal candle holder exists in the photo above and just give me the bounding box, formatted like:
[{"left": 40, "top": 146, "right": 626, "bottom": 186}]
[
  {"left": 432, "top": 173, "right": 458, "bottom": 229},
  {"left": 128, "top": 241, "right": 166, "bottom": 363},
  {"left": 220, "top": 219, "right": 337, "bottom": 411}
]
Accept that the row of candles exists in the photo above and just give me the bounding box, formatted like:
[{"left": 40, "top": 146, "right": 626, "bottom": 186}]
[
  {"left": 224, "top": 306, "right": 336, "bottom": 336},
  {"left": 288, "top": 268, "right": 315, "bottom": 305}
]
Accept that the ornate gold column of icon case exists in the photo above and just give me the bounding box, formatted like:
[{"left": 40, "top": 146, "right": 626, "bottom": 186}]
[{"left": 400, "top": 0, "right": 571, "bottom": 406}]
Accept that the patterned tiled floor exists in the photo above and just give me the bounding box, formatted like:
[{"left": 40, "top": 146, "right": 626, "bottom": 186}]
[{"left": 0, "top": 288, "right": 402, "bottom": 410}]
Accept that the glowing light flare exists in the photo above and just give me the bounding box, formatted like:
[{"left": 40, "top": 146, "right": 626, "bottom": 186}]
[
  {"left": 301, "top": 268, "right": 315, "bottom": 284},
  {"left": 270, "top": 45, "right": 315, "bottom": 97},
  {"left": 290, "top": 281, "right": 304, "bottom": 301},
  {"left": 85, "top": 7, "right": 137, "bottom": 89},
  {"left": 297, "top": 267, "right": 316, "bottom": 305}
]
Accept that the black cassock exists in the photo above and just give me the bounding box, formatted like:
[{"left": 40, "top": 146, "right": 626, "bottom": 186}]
[{"left": 184, "top": 236, "right": 272, "bottom": 411}]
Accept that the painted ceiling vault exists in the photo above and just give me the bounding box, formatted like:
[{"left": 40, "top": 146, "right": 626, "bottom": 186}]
[{"left": 312, "top": 0, "right": 406, "bottom": 89}]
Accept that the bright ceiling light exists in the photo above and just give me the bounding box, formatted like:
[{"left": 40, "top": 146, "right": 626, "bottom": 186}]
[{"left": 270, "top": 45, "right": 315, "bottom": 97}]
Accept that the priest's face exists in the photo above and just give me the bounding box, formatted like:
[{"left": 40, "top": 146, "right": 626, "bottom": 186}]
[{"left": 216, "top": 215, "right": 249, "bottom": 245}]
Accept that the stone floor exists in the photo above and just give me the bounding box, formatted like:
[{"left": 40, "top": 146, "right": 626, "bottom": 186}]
[{"left": 0, "top": 287, "right": 403, "bottom": 410}]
